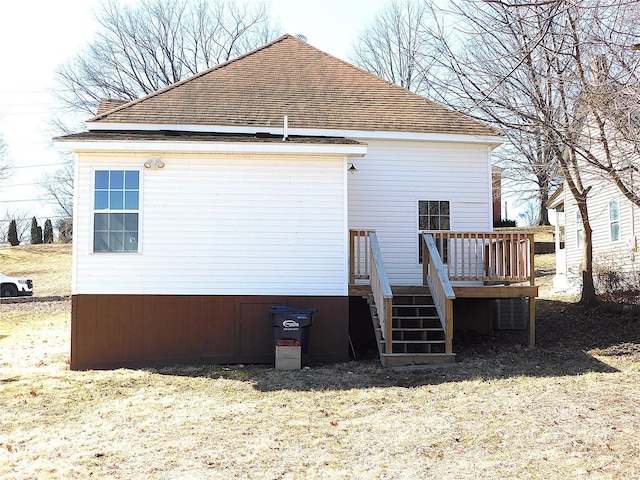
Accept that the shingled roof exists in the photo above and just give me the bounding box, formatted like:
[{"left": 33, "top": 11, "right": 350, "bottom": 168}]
[{"left": 90, "top": 34, "right": 500, "bottom": 137}]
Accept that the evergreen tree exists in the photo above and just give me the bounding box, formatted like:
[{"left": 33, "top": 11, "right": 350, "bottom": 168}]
[
  {"left": 30, "top": 217, "right": 42, "bottom": 244},
  {"left": 8, "top": 219, "right": 18, "bottom": 246},
  {"left": 44, "top": 219, "right": 54, "bottom": 243},
  {"left": 36, "top": 226, "right": 43, "bottom": 244}
]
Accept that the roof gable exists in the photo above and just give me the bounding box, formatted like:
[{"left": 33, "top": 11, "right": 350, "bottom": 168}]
[{"left": 90, "top": 34, "right": 500, "bottom": 137}]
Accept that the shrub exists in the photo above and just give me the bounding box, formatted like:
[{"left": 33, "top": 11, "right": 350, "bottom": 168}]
[
  {"left": 594, "top": 251, "right": 640, "bottom": 304},
  {"left": 56, "top": 217, "right": 73, "bottom": 243},
  {"left": 493, "top": 218, "right": 518, "bottom": 228}
]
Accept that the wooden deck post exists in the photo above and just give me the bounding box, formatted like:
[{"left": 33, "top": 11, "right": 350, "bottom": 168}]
[
  {"left": 349, "top": 230, "right": 356, "bottom": 285},
  {"left": 528, "top": 296, "right": 536, "bottom": 347},
  {"left": 529, "top": 233, "right": 536, "bottom": 286},
  {"left": 445, "top": 297, "right": 454, "bottom": 354},
  {"left": 385, "top": 296, "right": 393, "bottom": 354}
]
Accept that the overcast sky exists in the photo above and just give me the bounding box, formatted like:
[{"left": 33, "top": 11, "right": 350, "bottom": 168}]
[{"left": 0, "top": 0, "right": 388, "bottom": 227}]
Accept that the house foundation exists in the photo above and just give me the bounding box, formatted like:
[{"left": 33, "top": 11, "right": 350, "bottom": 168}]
[{"left": 71, "top": 294, "right": 348, "bottom": 370}]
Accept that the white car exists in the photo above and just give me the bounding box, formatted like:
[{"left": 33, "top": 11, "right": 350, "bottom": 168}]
[{"left": 0, "top": 273, "right": 34, "bottom": 297}]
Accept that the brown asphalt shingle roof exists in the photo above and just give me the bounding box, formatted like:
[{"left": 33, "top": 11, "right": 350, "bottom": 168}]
[
  {"left": 90, "top": 34, "right": 500, "bottom": 137},
  {"left": 96, "top": 98, "right": 129, "bottom": 116}
]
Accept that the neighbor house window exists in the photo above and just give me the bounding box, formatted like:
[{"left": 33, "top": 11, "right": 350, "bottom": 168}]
[
  {"left": 576, "top": 210, "right": 583, "bottom": 249},
  {"left": 610, "top": 201, "right": 620, "bottom": 241},
  {"left": 93, "top": 170, "right": 139, "bottom": 252},
  {"left": 418, "top": 200, "right": 450, "bottom": 263}
]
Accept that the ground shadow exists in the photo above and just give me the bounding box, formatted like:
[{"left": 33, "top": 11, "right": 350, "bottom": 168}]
[{"left": 146, "top": 297, "right": 640, "bottom": 392}]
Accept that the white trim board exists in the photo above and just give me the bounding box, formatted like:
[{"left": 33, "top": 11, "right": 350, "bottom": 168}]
[{"left": 86, "top": 122, "right": 504, "bottom": 147}]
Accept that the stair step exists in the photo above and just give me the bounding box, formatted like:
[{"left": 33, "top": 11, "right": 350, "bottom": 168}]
[
  {"left": 380, "top": 340, "right": 446, "bottom": 345},
  {"left": 369, "top": 288, "right": 454, "bottom": 364},
  {"left": 391, "top": 327, "right": 444, "bottom": 333},
  {"left": 393, "top": 302, "right": 434, "bottom": 305}
]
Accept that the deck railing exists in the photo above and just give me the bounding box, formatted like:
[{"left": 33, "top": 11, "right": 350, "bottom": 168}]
[
  {"left": 349, "top": 229, "right": 371, "bottom": 283},
  {"left": 422, "top": 234, "right": 455, "bottom": 354},
  {"left": 426, "top": 231, "right": 535, "bottom": 285},
  {"left": 350, "top": 230, "right": 393, "bottom": 353}
]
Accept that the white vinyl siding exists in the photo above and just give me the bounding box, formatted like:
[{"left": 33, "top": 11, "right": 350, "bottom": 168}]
[
  {"left": 73, "top": 153, "right": 348, "bottom": 295},
  {"left": 348, "top": 139, "right": 492, "bottom": 285},
  {"left": 561, "top": 178, "right": 640, "bottom": 289}
]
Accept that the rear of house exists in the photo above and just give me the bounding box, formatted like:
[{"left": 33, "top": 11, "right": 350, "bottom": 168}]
[{"left": 56, "top": 34, "right": 519, "bottom": 370}]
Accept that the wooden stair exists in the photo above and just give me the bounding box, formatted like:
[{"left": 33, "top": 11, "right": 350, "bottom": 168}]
[{"left": 369, "top": 287, "right": 456, "bottom": 367}]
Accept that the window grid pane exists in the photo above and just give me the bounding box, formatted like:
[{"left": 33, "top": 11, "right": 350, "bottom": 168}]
[
  {"left": 611, "top": 223, "right": 620, "bottom": 242},
  {"left": 94, "top": 170, "right": 139, "bottom": 253},
  {"left": 418, "top": 200, "right": 451, "bottom": 264}
]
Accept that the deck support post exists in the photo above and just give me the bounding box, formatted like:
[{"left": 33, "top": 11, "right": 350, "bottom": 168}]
[
  {"left": 445, "top": 297, "right": 454, "bottom": 354},
  {"left": 528, "top": 296, "right": 536, "bottom": 347}
]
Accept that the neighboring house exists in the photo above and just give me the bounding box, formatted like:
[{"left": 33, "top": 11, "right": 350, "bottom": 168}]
[
  {"left": 547, "top": 176, "right": 639, "bottom": 294},
  {"left": 55, "top": 34, "right": 536, "bottom": 370}
]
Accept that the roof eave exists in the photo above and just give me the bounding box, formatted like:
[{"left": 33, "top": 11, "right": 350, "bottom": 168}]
[{"left": 86, "top": 122, "right": 504, "bottom": 147}]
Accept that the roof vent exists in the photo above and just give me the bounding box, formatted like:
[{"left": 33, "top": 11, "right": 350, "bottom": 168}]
[
  {"left": 283, "top": 115, "right": 289, "bottom": 142},
  {"left": 296, "top": 34, "right": 307, "bottom": 42}
]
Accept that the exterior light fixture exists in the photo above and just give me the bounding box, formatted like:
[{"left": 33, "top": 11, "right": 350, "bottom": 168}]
[
  {"left": 144, "top": 158, "right": 165, "bottom": 169},
  {"left": 348, "top": 163, "right": 358, "bottom": 174}
]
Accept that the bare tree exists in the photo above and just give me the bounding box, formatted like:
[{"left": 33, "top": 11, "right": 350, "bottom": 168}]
[
  {"left": 350, "top": 0, "right": 435, "bottom": 95},
  {"left": 0, "top": 133, "right": 13, "bottom": 184},
  {"left": 55, "top": 0, "right": 280, "bottom": 116},
  {"left": 518, "top": 201, "right": 540, "bottom": 227},
  {"left": 421, "top": 0, "right": 640, "bottom": 305},
  {"left": 40, "top": 157, "right": 74, "bottom": 218},
  {"left": 0, "top": 210, "right": 30, "bottom": 244},
  {"left": 494, "top": 129, "right": 561, "bottom": 225}
]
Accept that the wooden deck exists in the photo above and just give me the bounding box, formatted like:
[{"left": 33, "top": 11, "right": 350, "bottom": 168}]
[{"left": 349, "top": 230, "right": 538, "bottom": 366}]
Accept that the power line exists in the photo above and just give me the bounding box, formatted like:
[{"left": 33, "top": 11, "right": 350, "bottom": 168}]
[
  {"left": 0, "top": 198, "right": 53, "bottom": 203},
  {"left": 0, "top": 215, "right": 70, "bottom": 222},
  {"left": 4, "top": 162, "right": 69, "bottom": 170},
  {"left": 1, "top": 179, "right": 70, "bottom": 188}
]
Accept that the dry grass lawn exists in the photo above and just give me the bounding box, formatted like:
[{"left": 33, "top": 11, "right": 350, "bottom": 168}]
[
  {"left": 1, "top": 244, "right": 639, "bottom": 479},
  {"left": 0, "top": 244, "right": 72, "bottom": 297}
]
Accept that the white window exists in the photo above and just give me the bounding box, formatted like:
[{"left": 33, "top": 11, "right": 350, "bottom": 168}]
[
  {"left": 609, "top": 201, "right": 620, "bottom": 242},
  {"left": 418, "top": 200, "right": 450, "bottom": 263},
  {"left": 576, "top": 210, "right": 583, "bottom": 248},
  {"left": 93, "top": 170, "right": 140, "bottom": 253}
]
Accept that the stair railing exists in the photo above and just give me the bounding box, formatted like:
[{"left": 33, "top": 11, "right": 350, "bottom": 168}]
[
  {"left": 422, "top": 234, "right": 455, "bottom": 354},
  {"left": 369, "top": 232, "right": 393, "bottom": 354}
]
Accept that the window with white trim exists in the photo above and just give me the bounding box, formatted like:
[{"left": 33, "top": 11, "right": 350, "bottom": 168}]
[
  {"left": 93, "top": 170, "right": 140, "bottom": 252},
  {"left": 609, "top": 200, "right": 620, "bottom": 242},
  {"left": 418, "top": 200, "right": 450, "bottom": 263},
  {"left": 576, "top": 210, "right": 583, "bottom": 249}
]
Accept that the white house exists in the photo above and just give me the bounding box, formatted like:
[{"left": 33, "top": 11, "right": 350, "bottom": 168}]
[
  {"left": 547, "top": 173, "right": 640, "bottom": 294},
  {"left": 54, "top": 34, "right": 527, "bottom": 370}
]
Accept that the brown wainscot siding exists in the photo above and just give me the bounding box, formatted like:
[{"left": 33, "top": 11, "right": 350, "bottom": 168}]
[{"left": 71, "top": 294, "right": 348, "bottom": 370}]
